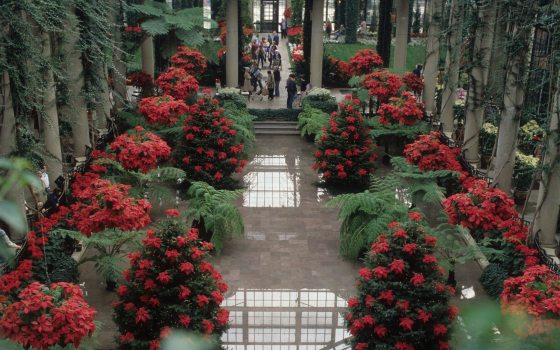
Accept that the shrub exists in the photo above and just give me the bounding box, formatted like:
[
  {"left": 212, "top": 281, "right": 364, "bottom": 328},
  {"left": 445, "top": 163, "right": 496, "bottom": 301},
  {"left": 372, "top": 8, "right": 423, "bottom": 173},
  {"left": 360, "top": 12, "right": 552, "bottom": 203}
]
[
  {"left": 170, "top": 46, "right": 207, "bottom": 79},
  {"left": 402, "top": 73, "right": 424, "bottom": 94},
  {"left": 113, "top": 220, "right": 230, "bottom": 349},
  {"left": 346, "top": 214, "right": 455, "bottom": 350},
  {"left": 248, "top": 108, "right": 301, "bottom": 121},
  {"left": 109, "top": 126, "right": 171, "bottom": 173},
  {"left": 138, "top": 95, "right": 189, "bottom": 126},
  {"left": 377, "top": 91, "right": 425, "bottom": 126},
  {"left": 480, "top": 263, "right": 510, "bottom": 299},
  {"left": 403, "top": 132, "right": 464, "bottom": 173},
  {"left": 221, "top": 102, "right": 256, "bottom": 155},
  {"left": 302, "top": 90, "right": 338, "bottom": 113},
  {"left": 154, "top": 67, "right": 199, "bottom": 100},
  {"left": 176, "top": 90, "right": 246, "bottom": 186},
  {"left": 362, "top": 71, "right": 403, "bottom": 103},
  {"left": 313, "top": 95, "right": 377, "bottom": 187},
  {"left": 216, "top": 87, "right": 247, "bottom": 109},
  {"left": 348, "top": 49, "right": 384, "bottom": 75}
]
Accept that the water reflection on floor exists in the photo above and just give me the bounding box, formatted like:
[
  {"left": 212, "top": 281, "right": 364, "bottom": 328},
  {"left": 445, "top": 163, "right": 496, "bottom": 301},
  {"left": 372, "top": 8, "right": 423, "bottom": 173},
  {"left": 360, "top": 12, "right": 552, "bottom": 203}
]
[{"left": 222, "top": 288, "right": 351, "bottom": 350}]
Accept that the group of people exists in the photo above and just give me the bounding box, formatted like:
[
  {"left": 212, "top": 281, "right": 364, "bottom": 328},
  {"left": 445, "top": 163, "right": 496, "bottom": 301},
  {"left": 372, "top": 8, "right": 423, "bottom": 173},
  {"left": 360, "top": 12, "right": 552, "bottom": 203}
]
[
  {"left": 243, "top": 64, "right": 282, "bottom": 100},
  {"left": 250, "top": 32, "right": 282, "bottom": 70}
]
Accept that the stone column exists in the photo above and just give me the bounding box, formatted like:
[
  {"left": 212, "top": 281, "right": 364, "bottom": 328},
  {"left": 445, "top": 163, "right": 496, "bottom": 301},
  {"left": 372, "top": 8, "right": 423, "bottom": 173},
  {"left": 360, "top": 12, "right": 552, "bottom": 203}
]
[
  {"left": 226, "top": 0, "right": 239, "bottom": 87},
  {"left": 41, "top": 33, "right": 64, "bottom": 182},
  {"left": 440, "top": 0, "right": 460, "bottom": 134},
  {"left": 393, "top": 0, "right": 409, "bottom": 72},
  {"left": 141, "top": 36, "right": 155, "bottom": 78},
  {"left": 112, "top": 0, "right": 128, "bottom": 110},
  {"left": 310, "top": 0, "right": 325, "bottom": 88},
  {"left": 534, "top": 73, "right": 560, "bottom": 246},
  {"left": 463, "top": 1, "right": 496, "bottom": 164},
  {"left": 422, "top": 0, "right": 442, "bottom": 116}
]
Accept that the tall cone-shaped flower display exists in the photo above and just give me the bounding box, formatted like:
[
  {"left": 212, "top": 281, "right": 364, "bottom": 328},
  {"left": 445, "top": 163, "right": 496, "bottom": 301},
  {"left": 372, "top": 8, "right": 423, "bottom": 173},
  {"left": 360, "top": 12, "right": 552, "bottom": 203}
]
[
  {"left": 314, "top": 95, "right": 377, "bottom": 187},
  {"left": 177, "top": 90, "right": 246, "bottom": 186},
  {"left": 113, "top": 219, "right": 229, "bottom": 350},
  {"left": 346, "top": 213, "right": 456, "bottom": 350}
]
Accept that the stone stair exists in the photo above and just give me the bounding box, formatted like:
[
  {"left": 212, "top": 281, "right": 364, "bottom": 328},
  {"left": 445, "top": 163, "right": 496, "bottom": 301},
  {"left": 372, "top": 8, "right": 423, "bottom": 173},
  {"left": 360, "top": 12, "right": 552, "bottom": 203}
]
[{"left": 254, "top": 121, "right": 299, "bottom": 135}]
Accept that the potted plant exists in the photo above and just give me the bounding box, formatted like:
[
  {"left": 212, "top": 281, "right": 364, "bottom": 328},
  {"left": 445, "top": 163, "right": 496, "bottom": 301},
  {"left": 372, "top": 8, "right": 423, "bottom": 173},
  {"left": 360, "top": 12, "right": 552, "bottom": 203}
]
[
  {"left": 480, "top": 122, "right": 498, "bottom": 169},
  {"left": 512, "top": 152, "right": 539, "bottom": 205},
  {"left": 518, "top": 120, "right": 543, "bottom": 155}
]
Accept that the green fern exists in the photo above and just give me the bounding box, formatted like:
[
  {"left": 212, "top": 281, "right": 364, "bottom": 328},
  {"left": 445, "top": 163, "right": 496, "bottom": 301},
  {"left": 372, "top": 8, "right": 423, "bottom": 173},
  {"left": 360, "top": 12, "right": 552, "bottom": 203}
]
[
  {"left": 222, "top": 102, "right": 256, "bottom": 155},
  {"left": 327, "top": 175, "right": 408, "bottom": 260},
  {"left": 369, "top": 118, "right": 430, "bottom": 139},
  {"left": 297, "top": 104, "right": 329, "bottom": 139},
  {"left": 185, "top": 182, "right": 244, "bottom": 254}
]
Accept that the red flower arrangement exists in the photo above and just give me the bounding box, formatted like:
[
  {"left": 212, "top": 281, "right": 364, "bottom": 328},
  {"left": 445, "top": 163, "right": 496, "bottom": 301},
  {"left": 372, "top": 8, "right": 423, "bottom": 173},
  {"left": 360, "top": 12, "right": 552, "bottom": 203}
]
[
  {"left": 314, "top": 95, "right": 377, "bottom": 186},
  {"left": 348, "top": 49, "right": 384, "bottom": 76},
  {"left": 242, "top": 26, "right": 254, "bottom": 38},
  {"left": 402, "top": 72, "right": 424, "bottom": 94},
  {"left": 0, "top": 281, "right": 96, "bottom": 350},
  {"left": 403, "top": 131, "right": 464, "bottom": 172},
  {"left": 218, "top": 47, "right": 226, "bottom": 59},
  {"left": 362, "top": 70, "right": 403, "bottom": 103},
  {"left": 346, "top": 216, "right": 455, "bottom": 349},
  {"left": 124, "top": 26, "right": 142, "bottom": 33},
  {"left": 113, "top": 221, "right": 229, "bottom": 348},
  {"left": 287, "top": 26, "right": 303, "bottom": 42},
  {"left": 442, "top": 178, "right": 518, "bottom": 241},
  {"left": 155, "top": 67, "right": 199, "bottom": 100},
  {"left": 501, "top": 265, "right": 560, "bottom": 337},
  {"left": 127, "top": 71, "right": 154, "bottom": 88},
  {"left": 109, "top": 126, "right": 171, "bottom": 173},
  {"left": 138, "top": 95, "right": 189, "bottom": 126},
  {"left": 170, "top": 46, "right": 207, "bottom": 78},
  {"left": 176, "top": 90, "right": 246, "bottom": 185},
  {"left": 68, "top": 172, "right": 152, "bottom": 236},
  {"left": 378, "top": 91, "right": 424, "bottom": 126}
]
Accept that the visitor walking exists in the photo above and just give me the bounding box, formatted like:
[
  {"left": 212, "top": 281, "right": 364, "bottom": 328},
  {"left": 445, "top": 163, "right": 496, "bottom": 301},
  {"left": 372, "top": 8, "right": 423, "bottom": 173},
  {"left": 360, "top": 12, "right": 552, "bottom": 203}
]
[
  {"left": 243, "top": 67, "right": 252, "bottom": 93},
  {"left": 257, "top": 45, "right": 265, "bottom": 68},
  {"left": 335, "top": 24, "right": 345, "bottom": 41},
  {"left": 273, "top": 31, "right": 279, "bottom": 45},
  {"left": 325, "top": 20, "right": 332, "bottom": 38},
  {"left": 266, "top": 71, "right": 275, "bottom": 100},
  {"left": 281, "top": 18, "right": 287, "bottom": 39},
  {"left": 273, "top": 67, "right": 281, "bottom": 97},
  {"left": 286, "top": 74, "right": 297, "bottom": 109},
  {"left": 413, "top": 64, "right": 423, "bottom": 77}
]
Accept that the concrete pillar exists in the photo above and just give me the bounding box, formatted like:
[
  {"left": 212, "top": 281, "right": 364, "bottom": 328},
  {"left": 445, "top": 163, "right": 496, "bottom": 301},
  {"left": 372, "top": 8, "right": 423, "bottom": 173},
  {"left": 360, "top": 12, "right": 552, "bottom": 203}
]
[
  {"left": 440, "top": 0, "right": 460, "bottom": 134},
  {"left": 226, "top": 0, "right": 239, "bottom": 87},
  {"left": 463, "top": 1, "right": 496, "bottom": 164},
  {"left": 141, "top": 36, "right": 155, "bottom": 78},
  {"left": 534, "top": 74, "right": 560, "bottom": 247},
  {"left": 310, "top": 0, "right": 325, "bottom": 88},
  {"left": 393, "top": 0, "right": 409, "bottom": 72},
  {"left": 41, "top": 33, "right": 64, "bottom": 182},
  {"left": 422, "top": 0, "right": 442, "bottom": 116}
]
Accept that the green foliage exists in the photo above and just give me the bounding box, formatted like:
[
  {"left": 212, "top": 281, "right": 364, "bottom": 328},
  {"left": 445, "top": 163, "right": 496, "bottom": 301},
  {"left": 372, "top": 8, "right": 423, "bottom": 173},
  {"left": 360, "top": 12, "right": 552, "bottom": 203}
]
[
  {"left": 301, "top": 96, "right": 338, "bottom": 113},
  {"left": 0, "top": 158, "right": 42, "bottom": 234},
  {"left": 480, "top": 263, "right": 510, "bottom": 299},
  {"left": 297, "top": 105, "right": 329, "bottom": 140},
  {"left": 35, "top": 232, "right": 79, "bottom": 284},
  {"left": 370, "top": 118, "right": 430, "bottom": 140},
  {"left": 327, "top": 176, "right": 409, "bottom": 260},
  {"left": 185, "top": 182, "right": 244, "bottom": 254},
  {"left": 216, "top": 89, "right": 247, "bottom": 109},
  {"left": 290, "top": 0, "right": 304, "bottom": 27},
  {"left": 248, "top": 108, "right": 301, "bottom": 121}
]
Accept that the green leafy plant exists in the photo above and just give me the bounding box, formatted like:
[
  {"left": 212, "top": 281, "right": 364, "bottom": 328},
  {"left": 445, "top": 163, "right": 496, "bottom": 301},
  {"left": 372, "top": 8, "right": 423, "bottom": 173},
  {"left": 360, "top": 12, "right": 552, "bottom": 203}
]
[
  {"left": 215, "top": 88, "right": 247, "bottom": 109},
  {"left": 480, "top": 122, "right": 498, "bottom": 156},
  {"left": 513, "top": 152, "right": 539, "bottom": 191},
  {"left": 480, "top": 263, "right": 511, "bottom": 299},
  {"left": 221, "top": 101, "right": 256, "bottom": 156},
  {"left": 297, "top": 104, "right": 329, "bottom": 141},
  {"left": 185, "top": 182, "right": 244, "bottom": 254}
]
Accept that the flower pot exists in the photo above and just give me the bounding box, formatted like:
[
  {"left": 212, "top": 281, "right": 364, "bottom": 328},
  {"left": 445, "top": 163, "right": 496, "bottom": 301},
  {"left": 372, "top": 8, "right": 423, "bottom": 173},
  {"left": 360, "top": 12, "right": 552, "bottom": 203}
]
[
  {"left": 106, "top": 279, "right": 117, "bottom": 291},
  {"left": 513, "top": 189, "right": 530, "bottom": 206},
  {"left": 480, "top": 154, "right": 492, "bottom": 169}
]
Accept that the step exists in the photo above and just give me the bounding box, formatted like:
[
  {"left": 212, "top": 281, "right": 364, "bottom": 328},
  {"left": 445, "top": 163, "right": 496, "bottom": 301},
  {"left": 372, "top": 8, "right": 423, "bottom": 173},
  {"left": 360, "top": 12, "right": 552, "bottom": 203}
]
[
  {"left": 255, "top": 129, "right": 300, "bottom": 135},
  {"left": 254, "top": 121, "right": 298, "bottom": 127},
  {"left": 254, "top": 124, "right": 298, "bottom": 130}
]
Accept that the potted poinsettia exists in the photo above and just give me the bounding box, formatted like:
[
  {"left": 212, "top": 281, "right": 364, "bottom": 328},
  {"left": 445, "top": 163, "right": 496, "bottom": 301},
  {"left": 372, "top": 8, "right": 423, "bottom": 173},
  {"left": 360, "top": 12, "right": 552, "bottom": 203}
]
[{"left": 348, "top": 49, "right": 384, "bottom": 76}]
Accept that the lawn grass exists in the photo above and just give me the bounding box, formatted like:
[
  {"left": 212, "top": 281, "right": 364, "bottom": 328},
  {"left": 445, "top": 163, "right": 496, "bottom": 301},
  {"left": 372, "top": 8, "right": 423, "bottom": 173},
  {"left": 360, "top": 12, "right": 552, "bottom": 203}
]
[{"left": 324, "top": 42, "right": 426, "bottom": 74}]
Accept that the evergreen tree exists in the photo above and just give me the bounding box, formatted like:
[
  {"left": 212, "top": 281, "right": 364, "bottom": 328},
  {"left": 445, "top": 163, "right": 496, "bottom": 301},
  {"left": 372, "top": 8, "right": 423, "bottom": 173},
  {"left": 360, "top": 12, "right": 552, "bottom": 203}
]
[
  {"left": 377, "top": 0, "right": 393, "bottom": 67},
  {"left": 314, "top": 95, "right": 377, "bottom": 187},
  {"left": 346, "top": 0, "right": 359, "bottom": 43},
  {"left": 113, "top": 219, "right": 230, "bottom": 350},
  {"left": 346, "top": 213, "right": 456, "bottom": 349}
]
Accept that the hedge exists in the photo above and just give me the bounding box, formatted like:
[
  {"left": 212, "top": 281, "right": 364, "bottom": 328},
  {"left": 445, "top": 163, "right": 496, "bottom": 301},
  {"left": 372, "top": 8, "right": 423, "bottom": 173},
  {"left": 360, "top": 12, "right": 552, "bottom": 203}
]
[{"left": 248, "top": 108, "right": 301, "bottom": 121}]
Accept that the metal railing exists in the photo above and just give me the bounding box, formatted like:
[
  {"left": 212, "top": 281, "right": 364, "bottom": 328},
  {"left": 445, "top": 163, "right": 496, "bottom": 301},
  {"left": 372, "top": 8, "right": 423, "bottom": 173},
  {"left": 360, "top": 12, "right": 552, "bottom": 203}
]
[{"left": 533, "top": 230, "right": 560, "bottom": 275}]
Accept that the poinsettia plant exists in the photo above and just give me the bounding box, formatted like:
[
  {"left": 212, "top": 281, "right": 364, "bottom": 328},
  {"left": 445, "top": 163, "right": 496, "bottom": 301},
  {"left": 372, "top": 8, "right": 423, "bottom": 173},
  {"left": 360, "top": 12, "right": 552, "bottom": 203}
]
[
  {"left": 287, "top": 26, "right": 303, "bottom": 44},
  {"left": 170, "top": 46, "right": 207, "bottom": 79},
  {"left": 404, "top": 131, "right": 464, "bottom": 173},
  {"left": 155, "top": 67, "right": 199, "bottom": 100},
  {"left": 127, "top": 71, "right": 154, "bottom": 89},
  {"left": 362, "top": 70, "right": 403, "bottom": 104},
  {"left": 313, "top": 95, "right": 377, "bottom": 187},
  {"left": 0, "top": 260, "right": 96, "bottom": 350},
  {"left": 176, "top": 90, "right": 246, "bottom": 186},
  {"left": 348, "top": 49, "right": 384, "bottom": 76},
  {"left": 402, "top": 73, "right": 424, "bottom": 94},
  {"left": 378, "top": 91, "right": 425, "bottom": 126},
  {"left": 346, "top": 213, "right": 456, "bottom": 350},
  {"left": 113, "top": 220, "right": 230, "bottom": 349},
  {"left": 109, "top": 126, "right": 171, "bottom": 174},
  {"left": 138, "top": 95, "right": 189, "bottom": 126}
]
